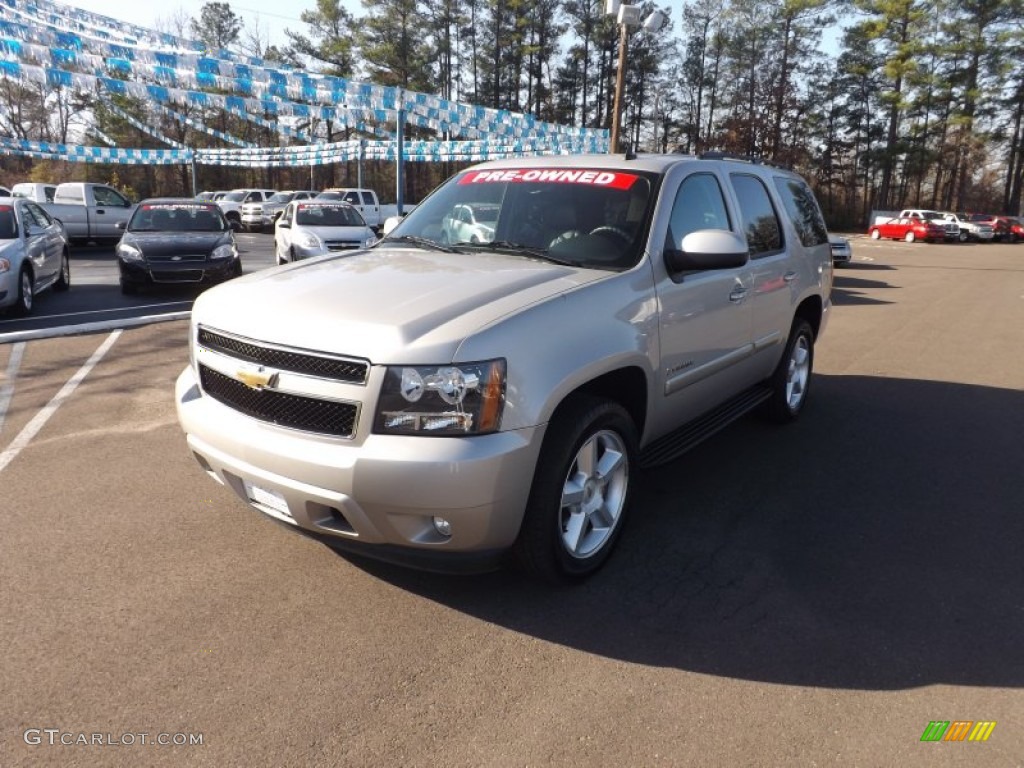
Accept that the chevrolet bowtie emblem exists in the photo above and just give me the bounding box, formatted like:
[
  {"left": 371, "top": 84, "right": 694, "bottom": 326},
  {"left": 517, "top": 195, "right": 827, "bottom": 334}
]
[{"left": 236, "top": 367, "right": 277, "bottom": 390}]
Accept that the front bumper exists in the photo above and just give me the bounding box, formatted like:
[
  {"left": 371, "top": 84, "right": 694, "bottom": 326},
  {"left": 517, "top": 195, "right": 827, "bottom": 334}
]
[
  {"left": 119, "top": 257, "right": 238, "bottom": 285},
  {"left": 175, "top": 365, "right": 544, "bottom": 571}
]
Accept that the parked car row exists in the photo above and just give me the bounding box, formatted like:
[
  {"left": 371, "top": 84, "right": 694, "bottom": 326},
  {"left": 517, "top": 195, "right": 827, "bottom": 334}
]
[
  {"left": 194, "top": 187, "right": 415, "bottom": 233},
  {"left": 870, "top": 208, "right": 1024, "bottom": 243}
]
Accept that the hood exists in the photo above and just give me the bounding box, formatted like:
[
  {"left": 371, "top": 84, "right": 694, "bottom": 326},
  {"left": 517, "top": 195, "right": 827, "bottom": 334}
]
[
  {"left": 125, "top": 232, "right": 230, "bottom": 259},
  {"left": 303, "top": 224, "right": 373, "bottom": 240},
  {"left": 192, "top": 246, "right": 608, "bottom": 364}
]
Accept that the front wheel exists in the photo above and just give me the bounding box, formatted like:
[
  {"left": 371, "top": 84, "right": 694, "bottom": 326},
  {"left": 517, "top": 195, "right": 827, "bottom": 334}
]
[
  {"left": 761, "top": 318, "right": 814, "bottom": 423},
  {"left": 870, "top": 228, "right": 881, "bottom": 240},
  {"left": 514, "top": 397, "right": 637, "bottom": 583},
  {"left": 905, "top": 231, "right": 916, "bottom": 243}
]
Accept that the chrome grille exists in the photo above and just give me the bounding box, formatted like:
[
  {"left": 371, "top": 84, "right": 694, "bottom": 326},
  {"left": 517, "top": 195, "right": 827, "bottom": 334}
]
[
  {"left": 199, "top": 365, "right": 357, "bottom": 437},
  {"left": 198, "top": 328, "right": 368, "bottom": 383}
]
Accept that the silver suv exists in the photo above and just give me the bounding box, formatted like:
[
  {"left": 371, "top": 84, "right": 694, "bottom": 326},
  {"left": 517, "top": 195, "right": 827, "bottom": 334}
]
[{"left": 176, "top": 153, "right": 833, "bottom": 582}]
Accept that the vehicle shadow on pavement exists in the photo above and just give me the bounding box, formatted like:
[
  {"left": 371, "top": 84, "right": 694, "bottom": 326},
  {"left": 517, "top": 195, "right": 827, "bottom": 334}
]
[
  {"left": 343, "top": 373, "right": 1024, "bottom": 691},
  {"left": 831, "top": 274, "right": 896, "bottom": 306}
]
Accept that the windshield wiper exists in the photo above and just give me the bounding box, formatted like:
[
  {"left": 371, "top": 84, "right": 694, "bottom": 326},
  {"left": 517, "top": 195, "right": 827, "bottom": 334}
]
[
  {"left": 380, "top": 235, "right": 455, "bottom": 253},
  {"left": 462, "top": 240, "right": 584, "bottom": 267}
]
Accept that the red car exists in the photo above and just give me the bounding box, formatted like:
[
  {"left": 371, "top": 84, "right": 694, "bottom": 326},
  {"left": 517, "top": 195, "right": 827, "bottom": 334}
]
[
  {"left": 869, "top": 217, "right": 946, "bottom": 243},
  {"left": 1004, "top": 217, "right": 1024, "bottom": 243},
  {"left": 967, "top": 213, "right": 1011, "bottom": 241}
]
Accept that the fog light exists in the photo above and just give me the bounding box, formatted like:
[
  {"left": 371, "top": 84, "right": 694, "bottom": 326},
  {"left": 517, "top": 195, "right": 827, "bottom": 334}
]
[{"left": 432, "top": 517, "right": 452, "bottom": 537}]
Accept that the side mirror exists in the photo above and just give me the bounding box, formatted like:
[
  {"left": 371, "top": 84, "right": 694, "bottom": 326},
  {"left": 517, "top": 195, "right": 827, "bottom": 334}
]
[
  {"left": 665, "top": 230, "right": 749, "bottom": 274},
  {"left": 278, "top": 220, "right": 290, "bottom": 228},
  {"left": 382, "top": 216, "right": 402, "bottom": 236},
  {"left": 116, "top": 221, "right": 127, "bottom": 230}
]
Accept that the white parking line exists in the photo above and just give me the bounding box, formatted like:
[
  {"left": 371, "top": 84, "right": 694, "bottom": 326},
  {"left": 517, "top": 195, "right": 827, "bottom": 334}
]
[
  {"left": 0, "top": 342, "right": 25, "bottom": 435},
  {"left": 0, "top": 311, "right": 191, "bottom": 344},
  {"left": 0, "top": 330, "right": 122, "bottom": 475}
]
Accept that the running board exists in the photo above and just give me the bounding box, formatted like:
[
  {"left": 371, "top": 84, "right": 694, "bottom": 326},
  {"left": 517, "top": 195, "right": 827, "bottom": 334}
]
[{"left": 639, "top": 385, "right": 772, "bottom": 468}]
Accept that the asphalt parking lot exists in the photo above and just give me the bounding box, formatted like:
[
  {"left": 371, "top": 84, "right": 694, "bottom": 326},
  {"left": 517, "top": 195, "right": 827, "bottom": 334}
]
[{"left": 1, "top": 236, "right": 1023, "bottom": 767}]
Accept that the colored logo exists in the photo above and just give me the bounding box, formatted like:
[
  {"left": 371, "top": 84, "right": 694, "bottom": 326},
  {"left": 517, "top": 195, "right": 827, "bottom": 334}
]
[{"left": 920, "top": 721, "right": 996, "bottom": 742}]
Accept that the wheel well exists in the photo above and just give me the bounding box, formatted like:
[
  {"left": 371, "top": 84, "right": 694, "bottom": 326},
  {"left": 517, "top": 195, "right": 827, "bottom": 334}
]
[
  {"left": 795, "top": 295, "right": 823, "bottom": 338},
  {"left": 554, "top": 366, "right": 648, "bottom": 440}
]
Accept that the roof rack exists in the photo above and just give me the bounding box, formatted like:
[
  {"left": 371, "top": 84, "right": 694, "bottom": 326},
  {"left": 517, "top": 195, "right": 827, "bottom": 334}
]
[{"left": 696, "top": 151, "right": 793, "bottom": 171}]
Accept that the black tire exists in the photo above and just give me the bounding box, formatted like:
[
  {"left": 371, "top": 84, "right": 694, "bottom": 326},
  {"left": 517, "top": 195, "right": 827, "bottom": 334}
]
[
  {"left": 120, "top": 279, "right": 139, "bottom": 295},
  {"left": 53, "top": 250, "right": 70, "bottom": 291},
  {"left": 514, "top": 396, "right": 637, "bottom": 583},
  {"left": 12, "top": 266, "right": 33, "bottom": 316},
  {"left": 761, "top": 318, "right": 815, "bottom": 423},
  {"left": 232, "top": 259, "right": 243, "bottom": 277}
]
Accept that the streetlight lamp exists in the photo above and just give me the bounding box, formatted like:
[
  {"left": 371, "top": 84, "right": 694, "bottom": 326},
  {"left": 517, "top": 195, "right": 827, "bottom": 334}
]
[{"left": 605, "top": 1, "right": 666, "bottom": 154}]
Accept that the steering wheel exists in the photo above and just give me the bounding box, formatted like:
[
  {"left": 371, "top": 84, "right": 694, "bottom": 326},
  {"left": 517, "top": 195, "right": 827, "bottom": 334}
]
[
  {"left": 589, "top": 226, "right": 632, "bottom": 244},
  {"left": 549, "top": 229, "right": 583, "bottom": 248}
]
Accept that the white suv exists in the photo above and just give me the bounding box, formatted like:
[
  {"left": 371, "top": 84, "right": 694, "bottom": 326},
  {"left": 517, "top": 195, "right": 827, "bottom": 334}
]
[
  {"left": 177, "top": 153, "right": 833, "bottom": 582},
  {"left": 217, "top": 189, "right": 277, "bottom": 231}
]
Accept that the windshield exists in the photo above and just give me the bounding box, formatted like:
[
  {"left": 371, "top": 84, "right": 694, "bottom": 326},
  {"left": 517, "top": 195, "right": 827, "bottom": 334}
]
[
  {"left": 387, "top": 167, "right": 656, "bottom": 269},
  {"left": 222, "top": 191, "right": 246, "bottom": 202},
  {"left": 268, "top": 193, "right": 293, "bottom": 204},
  {"left": 129, "top": 203, "right": 227, "bottom": 232},
  {"left": 296, "top": 203, "right": 366, "bottom": 227}
]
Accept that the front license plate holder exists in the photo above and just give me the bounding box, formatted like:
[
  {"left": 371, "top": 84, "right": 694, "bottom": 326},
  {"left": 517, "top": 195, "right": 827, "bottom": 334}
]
[{"left": 243, "top": 480, "right": 295, "bottom": 524}]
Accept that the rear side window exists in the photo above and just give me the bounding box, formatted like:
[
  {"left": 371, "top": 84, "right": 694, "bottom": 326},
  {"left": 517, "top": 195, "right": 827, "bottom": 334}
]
[
  {"left": 730, "top": 174, "right": 782, "bottom": 256},
  {"left": 772, "top": 177, "right": 828, "bottom": 247}
]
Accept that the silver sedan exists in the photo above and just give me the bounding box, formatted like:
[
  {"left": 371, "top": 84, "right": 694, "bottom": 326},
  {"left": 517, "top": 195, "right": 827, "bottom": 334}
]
[
  {"left": 0, "top": 197, "right": 70, "bottom": 315},
  {"left": 274, "top": 200, "right": 377, "bottom": 264}
]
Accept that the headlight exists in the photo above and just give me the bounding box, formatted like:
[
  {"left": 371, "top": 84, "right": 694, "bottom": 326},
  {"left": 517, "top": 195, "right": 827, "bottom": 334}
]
[
  {"left": 362, "top": 232, "right": 378, "bottom": 248},
  {"left": 374, "top": 359, "right": 506, "bottom": 435},
  {"left": 117, "top": 243, "right": 143, "bottom": 262},
  {"left": 297, "top": 232, "right": 322, "bottom": 249},
  {"left": 211, "top": 243, "right": 236, "bottom": 260},
  {"left": 0, "top": 257, "right": 10, "bottom": 273}
]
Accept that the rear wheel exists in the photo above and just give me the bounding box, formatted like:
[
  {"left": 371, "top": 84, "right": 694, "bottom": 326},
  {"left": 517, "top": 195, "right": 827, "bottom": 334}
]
[
  {"left": 514, "top": 396, "right": 637, "bottom": 583},
  {"left": 761, "top": 318, "right": 814, "bottom": 423},
  {"left": 53, "top": 250, "right": 70, "bottom": 291},
  {"left": 905, "top": 231, "right": 916, "bottom": 243},
  {"left": 958, "top": 231, "right": 969, "bottom": 243},
  {"left": 870, "top": 229, "right": 881, "bottom": 240}
]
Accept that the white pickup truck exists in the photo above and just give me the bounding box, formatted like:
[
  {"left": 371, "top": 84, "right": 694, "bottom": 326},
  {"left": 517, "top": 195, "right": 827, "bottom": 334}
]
[
  {"left": 176, "top": 153, "right": 834, "bottom": 583},
  {"left": 39, "top": 182, "right": 136, "bottom": 245},
  {"left": 10, "top": 182, "right": 58, "bottom": 203},
  {"left": 316, "top": 188, "right": 415, "bottom": 230}
]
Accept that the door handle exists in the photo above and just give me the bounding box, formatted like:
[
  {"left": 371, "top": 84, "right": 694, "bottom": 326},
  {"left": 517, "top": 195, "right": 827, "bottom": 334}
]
[
  {"left": 729, "top": 287, "right": 748, "bottom": 303},
  {"left": 783, "top": 271, "right": 798, "bottom": 282}
]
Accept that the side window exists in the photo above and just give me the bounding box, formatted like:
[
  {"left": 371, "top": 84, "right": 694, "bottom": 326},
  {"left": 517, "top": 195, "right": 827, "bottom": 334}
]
[
  {"left": 665, "top": 173, "right": 731, "bottom": 251},
  {"left": 772, "top": 176, "right": 828, "bottom": 247},
  {"left": 93, "top": 186, "right": 128, "bottom": 207},
  {"left": 730, "top": 173, "right": 782, "bottom": 256},
  {"left": 361, "top": 192, "right": 375, "bottom": 206},
  {"left": 344, "top": 192, "right": 360, "bottom": 205}
]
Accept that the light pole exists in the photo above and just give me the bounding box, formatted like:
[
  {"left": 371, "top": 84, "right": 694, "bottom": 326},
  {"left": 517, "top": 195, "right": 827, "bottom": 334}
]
[{"left": 605, "top": 1, "right": 667, "bottom": 154}]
